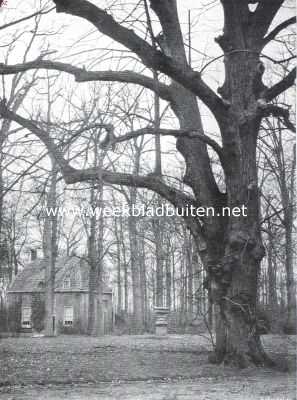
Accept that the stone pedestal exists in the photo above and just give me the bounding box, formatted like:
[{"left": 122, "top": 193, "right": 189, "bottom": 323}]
[{"left": 154, "top": 307, "right": 169, "bottom": 335}]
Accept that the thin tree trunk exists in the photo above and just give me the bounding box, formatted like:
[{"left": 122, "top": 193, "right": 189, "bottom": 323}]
[
  {"left": 172, "top": 250, "right": 176, "bottom": 311},
  {"left": 187, "top": 238, "right": 193, "bottom": 318},
  {"left": 128, "top": 211, "right": 143, "bottom": 332},
  {"left": 115, "top": 220, "right": 122, "bottom": 315},
  {"left": 128, "top": 140, "right": 144, "bottom": 333},
  {"left": 284, "top": 226, "right": 296, "bottom": 333},
  {"left": 88, "top": 138, "right": 104, "bottom": 336},
  {"left": 139, "top": 227, "right": 147, "bottom": 328},
  {"left": 284, "top": 145, "right": 296, "bottom": 333},
  {"left": 280, "top": 273, "right": 286, "bottom": 314},
  {"left": 87, "top": 183, "right": 98, "bottom": 335},
  {"left": 43, "top": 159, "right": 58, "bottom": 336},
  {"left": 153, "top": 216, "right": 164, "bottom": 307},
  {"left": 119, "top": 216, "right": 128, "bottom": 314},
  {"left": 179, "top": 251, "right": 185, "bottom": 326},
  {"left": 165, "top": 238, "right": 171, "bottom": 310},
  {"left": 192, "top": 250, "right": 201, "bottom": 315}
]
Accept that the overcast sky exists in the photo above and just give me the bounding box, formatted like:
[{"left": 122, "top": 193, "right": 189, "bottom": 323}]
[{"left": 0, "top": 0, "right": 295, "bottom": 255}]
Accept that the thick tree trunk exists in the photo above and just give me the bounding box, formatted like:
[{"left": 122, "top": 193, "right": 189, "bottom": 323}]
[
  {"left": 219, "top": 257, "right": 271, "bottom": 366},
  {"left": 169, "top": 43, "right": 271, "bottom": 366},
  {"left": 209, "top": 139, "right": 271, "bottom": 365},
  {"left": 201, "top": 228, "right": 271, "bottom": 367},
  {"left": 202, "top": 1, "right": 278, "bottom": 362}
]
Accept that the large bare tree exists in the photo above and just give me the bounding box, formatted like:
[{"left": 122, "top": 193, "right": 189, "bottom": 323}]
[{"left": 0, "top": 0, "right": 295, "bottom": 366}]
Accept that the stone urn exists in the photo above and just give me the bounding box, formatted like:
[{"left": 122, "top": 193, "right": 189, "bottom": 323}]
[{"left": 154, "top": 306, "right": 169, "bottom": 335}]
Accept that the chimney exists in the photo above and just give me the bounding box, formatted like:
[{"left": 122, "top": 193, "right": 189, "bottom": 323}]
[{"left": 30, "top": 249, "right": 37, "bottom": 261}]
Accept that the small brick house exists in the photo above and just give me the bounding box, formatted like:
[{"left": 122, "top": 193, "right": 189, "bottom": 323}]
[{"left": 7, "top": 256, "right": 113, "bottom": 335}]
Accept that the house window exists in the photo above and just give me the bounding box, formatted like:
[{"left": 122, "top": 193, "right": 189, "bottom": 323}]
[
  {"left": 63, "top": 306, "right": 73, "bottom": 326},
  {"left": 63, "top": 274, "right": 71, "bottom": 289},
  {"left": 74, "top": 270, "right": 81, "bottom": 288},
  {"left": 22, "top": 307, "right": 32, "bottom": 328}
]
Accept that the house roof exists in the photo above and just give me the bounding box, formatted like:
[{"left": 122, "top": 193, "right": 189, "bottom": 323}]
[{"left": 7, "top": 256, "right": 112, "bottom": 294}]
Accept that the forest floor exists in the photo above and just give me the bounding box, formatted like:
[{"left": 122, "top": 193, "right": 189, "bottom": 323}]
[{"left": 0, "top": 334, "right": 295, "bottom": 400}]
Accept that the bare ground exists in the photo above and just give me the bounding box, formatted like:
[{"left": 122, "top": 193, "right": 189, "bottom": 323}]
[{"left": 0, "top": 334, "right": 296, "bottom": 400}]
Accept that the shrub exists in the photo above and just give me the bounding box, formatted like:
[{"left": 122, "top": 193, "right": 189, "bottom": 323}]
[
  {"left": 31, "top": 293, "right": 45, "bottom": 332},
  {"left": 7, "top": 298, "right": 22, "bottom": 333}
]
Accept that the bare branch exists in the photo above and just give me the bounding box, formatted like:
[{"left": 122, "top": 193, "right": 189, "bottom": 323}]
[
  {"left": 0, "top": 6, "right": 55, "bottom": 31},
  {"left": 264, "top": 67, "right": 296, "bottom": 101},
  {"left": 262, "top": 104, "right": 295, "bottom": 132},
  {"left": 263, "top": 17, "right": 296, "bottom": 45},
  {"left": 0, "top": 99, "right": 74, "bottom": 176},
  {"left": 0, "top": 60, "right": 173, "bottom": 102},
  {"left": 0, "top": 100, "right": 198, "bottom": 215},
  {"left": 108, "top": 126, "right": 225, "bottom": 163},
  {"left": 51, "top": 0, "right": 225, "bottom": 120}
]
